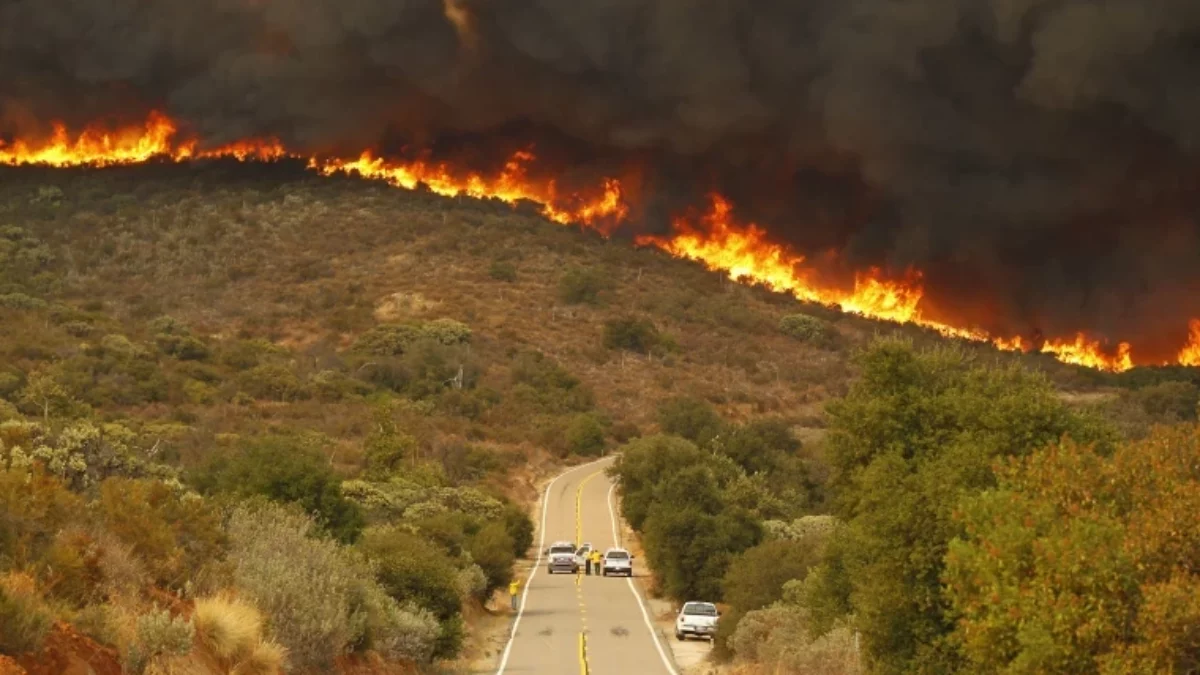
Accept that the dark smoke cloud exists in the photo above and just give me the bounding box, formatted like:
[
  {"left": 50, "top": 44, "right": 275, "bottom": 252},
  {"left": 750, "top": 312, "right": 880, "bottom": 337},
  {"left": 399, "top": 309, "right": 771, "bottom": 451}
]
[{"left": 3, "top": 0, "right": 1200, "bottom": 358}]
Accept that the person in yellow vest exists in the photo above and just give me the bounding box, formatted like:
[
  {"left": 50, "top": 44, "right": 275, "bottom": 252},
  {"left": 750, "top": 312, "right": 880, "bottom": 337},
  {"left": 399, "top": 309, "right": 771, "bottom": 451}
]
[
  {"left": 590, "top": 549, "right": 603, "bottom": 577},
  {"left": 509, "top": 578, "right": 520, "bottom": 610}
]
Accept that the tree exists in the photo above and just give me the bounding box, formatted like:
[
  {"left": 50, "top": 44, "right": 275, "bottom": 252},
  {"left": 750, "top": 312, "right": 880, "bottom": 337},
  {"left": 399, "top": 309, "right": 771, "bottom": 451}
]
[
  {"left": 19, "top": 369, "right": 73, "bottom": 421},
  {"left": 716, "top": 538, "right": 826, "bottom": 658},
  {"left": 806, "top": 337, "right": 1114, "bottom": 673},
  {"left": 194, "top": 436, "right": 364, "bottom": 543},
  {"left": 945, "top": 427, "right": 1200, "bottom": 673},
  {"left": 656, "top": 397, "right": 725, "bottom": 448},
  {"left": 565, "top": 413, "right": 606, "bottom": 457}
]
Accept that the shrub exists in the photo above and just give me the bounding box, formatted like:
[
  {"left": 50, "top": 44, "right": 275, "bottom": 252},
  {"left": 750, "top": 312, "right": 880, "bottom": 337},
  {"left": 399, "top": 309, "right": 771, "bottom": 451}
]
[
  {"left": 226, "top": 501, "right": 360, "bottom": 671},
  {"left": 715, "top": 539, "right": 824, "bottom": 657},
  {"left": 230, "top": 641, "right": 285, "bottom": 675},
  {"left": 488, "top": 260, "right": 517, "bottom": 282},
  {"left": 565, "top": 413, "right": 606, "bottom": 457},
  {"left": 0, "top": 582, "right": 53, "bottom": 655},
  {"left": 602, "top": 317, "right": 671, "bottom": 354},
  {"left": 0, "top": 467, "right": 83, "bottom": 569},
  {"left": 0, "top": 293, "right": 47, "bottom": 310},
  {"left": 360, "top": 527, "right": 465, "bottom": 659},
  {"left": 421, "top": 318, "right": 472, "bottom": 346},
  {"left": 656, "top": 397, "right": 725, "bottom": 448},
  {"left": 510, "top": 351, "right": 594, "bottom": 414},
  {"left": 779, "top": 313, "right": 834, "bottom": 346},
  {"left": 501, "top": 502, "right": 535, "bottom": 558},
  {"left": 558, "top": 267, "right": 610, "bottom": 305},
  {"left": 354, "top": 320, "right": 472, "bottom": 357},
  {"left": 347, "top": 576, "right": 439, "bottom": 663},
  {"left": 124, "top": 607, "right": 195, "bottom": 675},
  {"left": 194, "top": 595, "right": 263, "bottom": 662},
  {"left": 468, "top": 523, "right": 515, "bottom": 595},
  {"left": 97, "top": 478, "right": 227, "bottom": 590},
  {"left": 194, "top": 436, "right": 364, "bottom": 543},
  {"left": 237, "top": 364, "right": 307, "bottom": 402}
]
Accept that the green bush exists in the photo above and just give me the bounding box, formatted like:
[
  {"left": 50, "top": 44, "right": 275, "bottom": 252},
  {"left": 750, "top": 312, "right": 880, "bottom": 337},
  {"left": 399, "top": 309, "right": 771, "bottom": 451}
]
[
  {"left": 468, "top": 522, "right": 515, "bottom": 595},
  {"left": 237, "top": 363, "right": 308, "bottom": 401},
  {"left": 354, "top": 320, "right": 472, "bottom": 357},
  {"left": 226, "top": 501, "right": 382, "bottom": 671},
  {"left": 0, "top": 293, "right": 47, "bottom": 310},
  {"left": 194, "top": 436, "right": 364, "bottom": 544},
  {"left": 510, "top": 351, "right": 594, "bottom": 414},
  {"left": 360, "top": 526, "right": 466, "bottom": 659},
  {"left": 565, "top": 413, "right": 606, "bottom": 457},
  {"left": 778, "top": 313, "right": 834, "bottom": 346},
  {"left": 558, "top": 267, "right": 610, "bottom": 305},
  {"left": 715, "top": 539, "right": 824, "bottom": 657},
  {"left": 602, "top": 317, "right": 673, "bottom": 355},
  {"left": 488, "top": 260, "right": 517, "bottom": 282},
  {"left": 124, "top": 607, "right": 195, "bottom": 675},
  {"left": 501, "top": 502, "right": 535, "bottom": 558},
  {"left": 657, "top": 397, "right": 725, "bottom": 448}
]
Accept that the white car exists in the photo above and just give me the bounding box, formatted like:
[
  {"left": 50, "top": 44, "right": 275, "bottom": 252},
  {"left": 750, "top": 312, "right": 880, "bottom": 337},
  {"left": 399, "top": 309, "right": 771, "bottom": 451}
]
[
  {"left": 575, "top": 542, "right": 595, "bottom": 568},
  {"left": 675, "top": 601, "right": 719, "bottom": 641},
  {"left": 601, "top": 548, "right": 634, "bottom": 576},
  {"left": 545, "top": 541, "right": 578, "bottom": 574}
]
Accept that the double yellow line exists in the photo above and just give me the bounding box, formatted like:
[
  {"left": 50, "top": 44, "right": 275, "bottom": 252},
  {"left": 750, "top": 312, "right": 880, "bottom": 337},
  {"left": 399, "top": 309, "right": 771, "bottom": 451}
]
[{"left": 575, "top": 471, "right": 601, "bottom": 675}]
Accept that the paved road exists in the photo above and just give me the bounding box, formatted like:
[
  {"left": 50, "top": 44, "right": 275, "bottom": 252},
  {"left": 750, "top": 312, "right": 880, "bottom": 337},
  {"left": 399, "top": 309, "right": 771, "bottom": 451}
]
[{"left": 496, "top": 458, "right": 678, "bottom": 675}]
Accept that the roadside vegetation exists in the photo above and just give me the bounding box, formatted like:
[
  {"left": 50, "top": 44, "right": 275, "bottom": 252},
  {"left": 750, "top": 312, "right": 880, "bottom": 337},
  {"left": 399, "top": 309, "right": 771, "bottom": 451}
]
[{"left": 2, "top": 162, "right": 1199, "bottom": 673}]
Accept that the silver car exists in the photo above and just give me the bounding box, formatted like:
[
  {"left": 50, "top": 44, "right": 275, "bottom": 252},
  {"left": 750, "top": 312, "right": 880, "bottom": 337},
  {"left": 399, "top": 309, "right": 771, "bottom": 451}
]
[
  {"left": 601, "top": 548, "right": 634, "bottom": 577},
  {"left": 546, "top": 541, "right": 578, "bottom": 574},
  {"left": 675, "top": 601, "right": 720, "bottom": 641}
]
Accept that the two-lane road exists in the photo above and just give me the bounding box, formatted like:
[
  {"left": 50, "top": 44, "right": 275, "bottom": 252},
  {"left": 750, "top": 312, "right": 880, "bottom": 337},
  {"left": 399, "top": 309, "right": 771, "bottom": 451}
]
[{"left": 495, "top": 458, "right": 678, "bottom": 675}]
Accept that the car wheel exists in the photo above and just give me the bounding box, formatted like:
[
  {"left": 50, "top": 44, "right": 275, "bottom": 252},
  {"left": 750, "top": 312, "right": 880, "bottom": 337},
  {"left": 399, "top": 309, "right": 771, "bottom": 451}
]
[{"left": 675, "top": 631, "right": 684, "bottom": 641}]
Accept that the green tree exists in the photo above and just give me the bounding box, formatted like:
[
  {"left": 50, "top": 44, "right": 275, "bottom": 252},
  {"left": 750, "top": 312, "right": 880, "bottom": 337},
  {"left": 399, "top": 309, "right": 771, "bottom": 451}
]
[
  {"left": 806, "top": 337, "right": 1113, "bottom": 674},
  {"left": 558, "top": 267, "right": 609, "bottom": 305},
  {"left": 194, "top": 436, "right": 364, "bottom": 543},
  {"left": 945, "top": 427, "right": 1200, "bottom": 673},
  {"left": 657, "top": 396, "right": 725, "bottom": 448},
  {"left": 360, "top": 527, "right": 465, "bottom": 659},
  {"left": 565, "top": 413, "right": 606, "bottom": 457},
  {"left": 715, "top": 538, "right": 826, "bottom": 658},
  {"left": 779, "top": 313, "right": 834, "bottom": 346},
  {"left": 468, "top": 522, "right": 515, "bottom": 595}
]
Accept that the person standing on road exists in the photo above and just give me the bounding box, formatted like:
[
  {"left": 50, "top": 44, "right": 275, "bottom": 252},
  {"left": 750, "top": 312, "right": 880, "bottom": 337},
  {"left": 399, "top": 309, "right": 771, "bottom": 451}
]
[
  {"left": 509, "top": 579, "right": 520, "bottom": 610},
  {"left": 584, "top": 549, "right": 593, "bottom": 576},
  {"left": 590, "top": 549, "right": 602, "bottom": 576}
]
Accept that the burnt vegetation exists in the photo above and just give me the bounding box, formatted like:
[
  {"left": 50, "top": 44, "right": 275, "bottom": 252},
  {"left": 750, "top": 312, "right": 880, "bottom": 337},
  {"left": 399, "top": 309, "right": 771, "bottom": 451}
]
[{"left": 0, "top": 165, "right": 1199, "bottom": 673}]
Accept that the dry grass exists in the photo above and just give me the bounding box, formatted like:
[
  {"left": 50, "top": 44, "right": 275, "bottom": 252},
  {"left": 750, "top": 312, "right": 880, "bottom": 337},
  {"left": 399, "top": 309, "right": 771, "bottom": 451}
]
[
  {"left": 229, "top": 640, "right": 285, "bottom": 675},
  {"left": 193, "top": 595, "right": 262, "bottom": 662}
]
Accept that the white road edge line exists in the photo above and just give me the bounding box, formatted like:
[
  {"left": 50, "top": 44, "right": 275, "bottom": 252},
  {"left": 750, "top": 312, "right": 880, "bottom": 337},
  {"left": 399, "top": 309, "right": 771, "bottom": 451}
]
[
  {"left": 494, "top": 457, "right": 610, "bottom": 675},
  {"left": 608, "top": 482, "right": 681, "bottom": 675}
]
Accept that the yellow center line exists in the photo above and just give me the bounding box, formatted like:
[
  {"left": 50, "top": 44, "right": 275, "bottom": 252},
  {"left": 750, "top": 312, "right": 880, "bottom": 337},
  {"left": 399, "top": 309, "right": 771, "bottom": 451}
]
[{"left": 575, "top": 470, "right": 601, "bottom": 675}]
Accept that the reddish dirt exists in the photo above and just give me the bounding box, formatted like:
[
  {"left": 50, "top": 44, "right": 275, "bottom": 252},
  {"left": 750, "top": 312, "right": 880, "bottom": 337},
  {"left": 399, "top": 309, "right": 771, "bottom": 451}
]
[
  {"left": 0, "top": 655, "right": 28, "bottom": 675},
  {"left": 16, "top": 622, "right": 121, "bottom": 675}
]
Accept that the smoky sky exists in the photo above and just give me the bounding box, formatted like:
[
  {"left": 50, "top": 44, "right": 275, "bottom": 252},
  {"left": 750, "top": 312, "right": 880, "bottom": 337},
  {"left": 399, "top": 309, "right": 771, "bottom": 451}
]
[{"left": 3, "top": 0, "right": 1200, "bottom": 359}]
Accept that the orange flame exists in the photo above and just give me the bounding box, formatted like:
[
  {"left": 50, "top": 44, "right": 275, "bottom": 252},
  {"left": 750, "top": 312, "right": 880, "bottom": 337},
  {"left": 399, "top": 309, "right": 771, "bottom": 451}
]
[
  {"left": 1178, "top": 320, "right": 1200, "bottom": 367},
  {"left": 0, "top": 112, "right": 1181, "bottom": 372},
  {"left": 313, "top": 151, "right": 627, "bottom": 226}
]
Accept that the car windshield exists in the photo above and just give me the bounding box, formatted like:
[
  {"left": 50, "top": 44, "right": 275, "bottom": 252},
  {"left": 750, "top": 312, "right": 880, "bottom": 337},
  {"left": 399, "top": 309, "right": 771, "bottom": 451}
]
[
  {"left": 550, "top": 546, "right": 575, "bottom": 554},
  {"left": 607, "top": 552, "right": 629, "bottom": 560},
  {"left": 684, "top": 603, "right": 718, "bottom": 616}
]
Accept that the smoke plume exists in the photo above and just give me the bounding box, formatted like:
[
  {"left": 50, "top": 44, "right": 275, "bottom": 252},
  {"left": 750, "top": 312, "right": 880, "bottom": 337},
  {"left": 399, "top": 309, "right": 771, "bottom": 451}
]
[{"left": 3, "top": 0, "right": 1200, "bottom": 359}]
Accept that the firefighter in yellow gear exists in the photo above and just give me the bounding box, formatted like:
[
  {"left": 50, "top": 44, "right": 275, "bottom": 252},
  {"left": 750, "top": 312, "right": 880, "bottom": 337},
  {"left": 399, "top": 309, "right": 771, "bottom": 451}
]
[
  {"left": 509, "top": 579, "right": 520, "bottom": 610},
  {"left": 590, "top": 549, "right": 603, "bottom": 576}
]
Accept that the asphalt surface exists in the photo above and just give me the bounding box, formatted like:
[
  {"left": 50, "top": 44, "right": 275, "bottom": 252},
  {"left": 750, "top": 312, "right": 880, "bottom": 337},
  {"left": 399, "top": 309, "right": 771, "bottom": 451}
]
[{"left": 495, "top": 458, "right": 678, "bottom": 675}]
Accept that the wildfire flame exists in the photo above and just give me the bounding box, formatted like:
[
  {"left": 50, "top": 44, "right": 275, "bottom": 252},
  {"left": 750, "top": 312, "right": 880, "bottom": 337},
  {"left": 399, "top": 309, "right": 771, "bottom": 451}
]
[{"left": 0, "top": 112, "right": 1176, "bottom": 373}]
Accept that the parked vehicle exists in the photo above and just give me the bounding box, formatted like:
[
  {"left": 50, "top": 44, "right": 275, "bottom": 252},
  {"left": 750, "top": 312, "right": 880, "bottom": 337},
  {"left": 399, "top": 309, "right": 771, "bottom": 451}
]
[
  {"left": 675, "top": 601, "right": 719, "bottom": 641},
  {"left": 575, "top": 542, "right": 594, "bottom": 569},
  {"left": 601, "top": 548, "right": 634, "bottom": 577},
  {"left": 546, "top": 541, "right": 579, "bottom": 574}
]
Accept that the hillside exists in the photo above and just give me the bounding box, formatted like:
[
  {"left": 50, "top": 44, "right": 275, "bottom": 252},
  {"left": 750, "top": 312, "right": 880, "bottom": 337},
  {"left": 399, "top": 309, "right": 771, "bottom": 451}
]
[{"left": 1, "top": 161, "right": 1198, "bottom": 674}]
